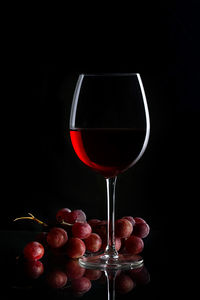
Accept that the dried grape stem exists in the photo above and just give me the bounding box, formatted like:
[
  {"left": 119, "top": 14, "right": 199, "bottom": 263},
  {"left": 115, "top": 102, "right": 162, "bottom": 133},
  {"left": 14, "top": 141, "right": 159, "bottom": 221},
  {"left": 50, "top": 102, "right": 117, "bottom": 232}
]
[{"left": 13, "top": 213, "right": 48, "bottom": 227}]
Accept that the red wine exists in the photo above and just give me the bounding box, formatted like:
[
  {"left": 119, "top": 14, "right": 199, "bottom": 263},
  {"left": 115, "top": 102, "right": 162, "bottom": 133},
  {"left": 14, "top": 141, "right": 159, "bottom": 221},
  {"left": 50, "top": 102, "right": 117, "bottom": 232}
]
[{"left": 70, "top": 128, "right": 146, "bottom": 178}]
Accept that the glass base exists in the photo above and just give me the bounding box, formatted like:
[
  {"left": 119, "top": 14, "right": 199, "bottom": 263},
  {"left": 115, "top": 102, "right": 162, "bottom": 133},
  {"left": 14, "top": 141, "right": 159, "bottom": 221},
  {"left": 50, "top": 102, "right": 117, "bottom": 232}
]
[{"left": 79, "top": 253, "right": 143, "bottom": 270}]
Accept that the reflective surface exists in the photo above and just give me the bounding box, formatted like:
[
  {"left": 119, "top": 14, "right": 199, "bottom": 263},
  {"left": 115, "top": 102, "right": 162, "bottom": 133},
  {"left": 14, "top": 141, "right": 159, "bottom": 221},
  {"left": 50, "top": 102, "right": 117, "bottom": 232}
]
[
  {"left": 10, "top": 256, "right": 150, "bottom": 299},
  {"left": 1, "top": 230, "right": 172, "bottom": 299}
]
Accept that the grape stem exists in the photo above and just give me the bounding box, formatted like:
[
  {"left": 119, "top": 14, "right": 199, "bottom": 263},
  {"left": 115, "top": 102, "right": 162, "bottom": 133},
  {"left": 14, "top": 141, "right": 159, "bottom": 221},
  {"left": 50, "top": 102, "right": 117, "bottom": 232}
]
[
  {"left": 60, "top": 220, "right": 73, "bottom": 226},
  {"left": 13, "top": 213, "right": 48, "bottom": 227}
]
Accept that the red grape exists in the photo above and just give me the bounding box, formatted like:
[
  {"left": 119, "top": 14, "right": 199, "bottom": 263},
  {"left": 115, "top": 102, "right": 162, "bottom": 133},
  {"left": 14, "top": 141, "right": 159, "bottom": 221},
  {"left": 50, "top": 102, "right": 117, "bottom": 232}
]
[
  {"left": 24, "top": 260, "right": 44, "bottom": 279},
  {"left": 125, "top": 236, "right": 144, "bottom": 254},
  {"left": 65, "top": 209, "right": 86, "bottom": 224},
  {"left": 134, "top": 217, "right": 146, "bottom": 224},
  {"left": 66, "top": 237, "right": 86, "bottom": 258},
  {"left": 47, "top": 227, "right": 68, "bottom": 248},
  {"left": 92, "top": 220, "right": 107, "bottom": 239},
  {"left": 102, "top": 237, "right": 121, "bottom": 251},
  {"left": 122, "top": 216, "right": 136, "bottom": 227},
  {"left": 133, "top": 222, "right": 150, "bottom": 238},
  {"left": 84, "top": 233, "right": 102, "bottom": 252},
  {"left": 115, "top": 219, "right": 133, "bottom": 238},
  {"left": 35, "top": 232, "right": 48, "bottom": 247},
  {"left": 88, "top": 219, "right": 101, "bottom": 227},
  {"left": 71, "top": 276, "right": 91, "bottom": 294},
  {"left": 115, "top": 237, "right": 122, "bottom": 251},
  {"left": 23, "top": 241, "right": 44, "bottom": 261},
  {"left": 46, "top": 270, "right": 68, "bottom": 289},
  {"left": 65, "top": 259, "right": 85, "bottom": 279},
  {"left": 72, "top": 222, "right": 92, "bottom": 239},
  {"left": 56, "top": 208, "right": 71, "bottom": 223},
  {"left": 116, "top": 273, "right": 135, "bottom": 294}
]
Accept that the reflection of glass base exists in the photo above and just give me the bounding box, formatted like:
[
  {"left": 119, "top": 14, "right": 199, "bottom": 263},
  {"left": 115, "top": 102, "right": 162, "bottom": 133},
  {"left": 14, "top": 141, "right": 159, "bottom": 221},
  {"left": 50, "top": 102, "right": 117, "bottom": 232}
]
[{"left": 79, "top": 253, "right": 143, "bottom": 270}]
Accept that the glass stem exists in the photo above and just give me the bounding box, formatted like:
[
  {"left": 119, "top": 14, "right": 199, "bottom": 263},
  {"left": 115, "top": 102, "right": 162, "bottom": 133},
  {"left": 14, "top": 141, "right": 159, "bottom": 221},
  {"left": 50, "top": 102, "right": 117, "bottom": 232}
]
[{"left": 104, "top": 176, "right": 118, "bottom": 259}]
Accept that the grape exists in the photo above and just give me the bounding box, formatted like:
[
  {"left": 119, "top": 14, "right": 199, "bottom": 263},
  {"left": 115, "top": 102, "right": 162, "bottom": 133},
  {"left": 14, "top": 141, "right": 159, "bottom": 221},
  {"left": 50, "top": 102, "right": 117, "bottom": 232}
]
[
  {"left": 133, "top": 222, "right": 150, "bottom": 238},
  {"left": 65, "top": 209, "right": 86, "bottom": 224},
  {"left": 46, "top": 270, "right": 68, "bottom": 289},
  {"left": 129, "top": 265, "right": 150, "bottom": 285},
  {"left": 134, "top": 217, "right": 146, "bottom": 224},
  {"left": 71, "top": 276, "right": 92, "bottom": 294},
  {"left": 88, "top": 219, "right": 101, "bottom": 227},
  {"left": 56, "top": 208, "right": 71, "bottom": 223},
  {"left": 84, "top": 233, "right": 102, "bottom": 252},
  {"left": 102, "top": 237, "right": 121, "bottom": 251},
  {"left": 66, "top": 237, "right": 86, "bottom": 258},
  {"left": 35, "top": 232, "right": 48, "bottom": 247},
  {"left": 84, "top": 269, "right": 102, "bottom": 281},
  {"left": 15, "top": 207, "right": 150, "bottom": 279},
  {"left": 23, "top": 241, "right": 44, "bottom": 261},
  {"left": 47, "top": 227, "right": 68, "bottom": 248},
  {"left": 125, "top": 236, "right": 144, "bottom": 254},
  {"left": 115, "top": 219, "right": 133, "bottom": 238},
  {"left": 114, "top": 237, "right": 122, "bottom": 251},
  {"left": 24, "top": 260, "right": 44, "bottom": 279},
  {"left": 116, "top": 273, "right": 135, "bottom": 294},
  {"left": 93, "top": 220, "right": 107, "bottom": 239},
  {"left": 122, "top": 216, "right": 136, "bottom": 227},
  {"left": 120, "top": 237, "right": 126, "bottom": 251},
  {"left": 72, "top": 222, "right": 92, "bottom": 239},
  {"left": 65, "top": 259, "right": 85, "bottom": 280}
]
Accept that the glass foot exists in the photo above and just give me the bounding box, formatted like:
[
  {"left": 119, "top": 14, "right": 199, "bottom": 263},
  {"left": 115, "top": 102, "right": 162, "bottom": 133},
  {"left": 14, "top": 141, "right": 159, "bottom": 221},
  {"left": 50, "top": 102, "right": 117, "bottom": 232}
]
[{"left": 79, "top": 253, "right": 143, "bottom": 270}]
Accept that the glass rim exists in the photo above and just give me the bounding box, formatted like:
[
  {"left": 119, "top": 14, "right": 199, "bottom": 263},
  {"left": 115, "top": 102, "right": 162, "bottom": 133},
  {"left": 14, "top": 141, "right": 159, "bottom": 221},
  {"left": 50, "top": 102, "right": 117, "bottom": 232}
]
[{"left": 79, "top": 72, "right": 140, "bottom": 77}]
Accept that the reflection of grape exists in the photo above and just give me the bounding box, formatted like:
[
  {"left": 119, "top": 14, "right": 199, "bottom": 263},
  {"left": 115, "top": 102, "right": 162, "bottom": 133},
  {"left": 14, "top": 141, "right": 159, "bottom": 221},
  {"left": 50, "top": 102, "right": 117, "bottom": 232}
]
[
  {"left": 65, "top": 259, "right": 85, "bottom": 279},
  {"left": 84, "top": 269, "right": 102, "bottom": 281},
  {"left": 23, "top": 241, "right": 44, "bottom": 261},
  {"left": 24, "top": 260, "right": 44, "bottom": 279},
  {"left": 71, "top": 276, "right": 92, "bottom": 294},
  {"left": 46, "top": 270, "right": 68, "bottom": 289},
  {"left": 47, "top": 227, "right": 68, "bottom": 248},
  {"left": 129, "top": 265, "right": 150, "bottom": 285},
  {"left": 66, "top": 237, "right": 86, "bottom": 258},
  {"left": 116, "top": 273, "right": 135, "bottom": 294}
]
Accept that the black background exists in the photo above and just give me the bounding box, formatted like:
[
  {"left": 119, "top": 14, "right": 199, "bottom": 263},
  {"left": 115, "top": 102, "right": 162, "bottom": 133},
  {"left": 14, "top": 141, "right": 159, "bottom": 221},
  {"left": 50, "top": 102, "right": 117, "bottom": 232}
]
[
  {"left": 1, "top": 1, "right": 199, "bottom": 247},
  {"left": 1, "top": 1, "right": 199, "bottom": 298}
]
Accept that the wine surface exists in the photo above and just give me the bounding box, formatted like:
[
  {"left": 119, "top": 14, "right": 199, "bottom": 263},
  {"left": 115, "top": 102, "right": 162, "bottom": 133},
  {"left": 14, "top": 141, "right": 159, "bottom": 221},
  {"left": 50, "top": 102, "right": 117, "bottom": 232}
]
[{"left": 70, "top": 128, "right": 146, "bottom": 177}]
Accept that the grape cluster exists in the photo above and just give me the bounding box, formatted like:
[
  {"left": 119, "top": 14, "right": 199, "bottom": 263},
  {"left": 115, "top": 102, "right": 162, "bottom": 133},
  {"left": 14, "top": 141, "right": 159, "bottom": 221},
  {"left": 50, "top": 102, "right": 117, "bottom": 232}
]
[
  {"left": 18, "top": 208, "right": 150, "bottom": 263},
  {"left": 14, "top": 208, "right": 150, "bottom": 294}
]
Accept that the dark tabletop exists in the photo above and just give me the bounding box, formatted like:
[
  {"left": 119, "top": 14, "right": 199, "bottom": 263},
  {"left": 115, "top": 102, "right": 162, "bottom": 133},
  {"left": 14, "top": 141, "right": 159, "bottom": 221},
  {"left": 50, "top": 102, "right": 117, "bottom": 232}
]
[{"left": 1, "top": 229, "right": 175, "bottom": 300}]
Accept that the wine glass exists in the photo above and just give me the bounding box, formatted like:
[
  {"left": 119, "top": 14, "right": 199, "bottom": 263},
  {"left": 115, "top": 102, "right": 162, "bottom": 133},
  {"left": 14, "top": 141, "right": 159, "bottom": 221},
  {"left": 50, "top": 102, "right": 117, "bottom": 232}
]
[{"left": 69, "top": 73, "right": 150, "bottom": 270}]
